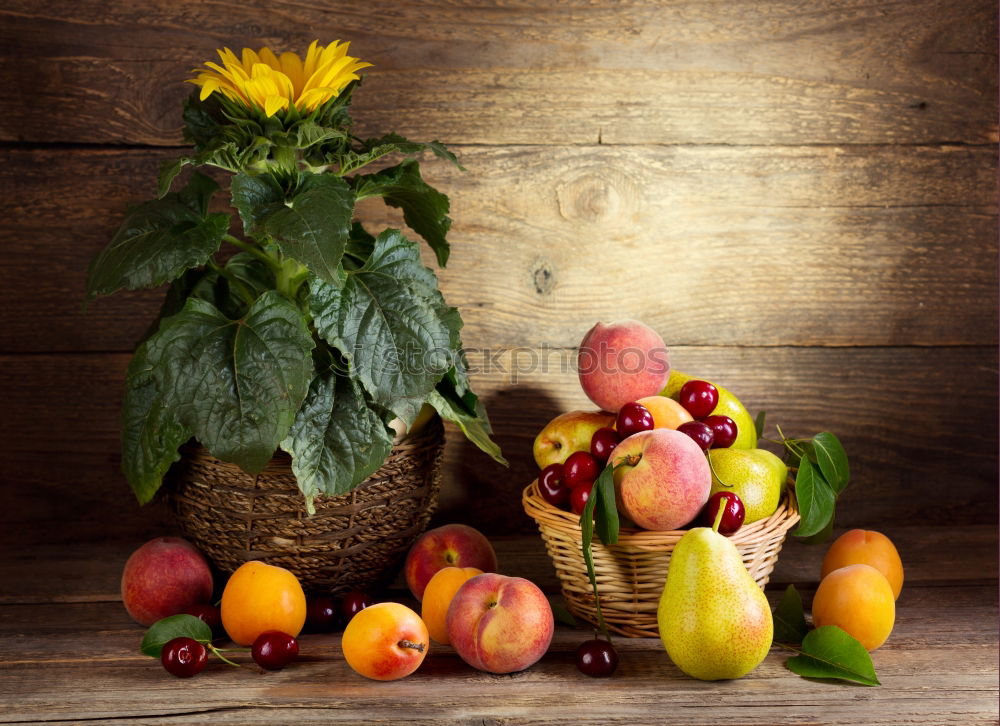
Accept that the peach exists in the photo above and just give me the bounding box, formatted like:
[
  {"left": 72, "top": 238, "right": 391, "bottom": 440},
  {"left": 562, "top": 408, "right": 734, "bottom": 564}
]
[
  {"left": 404, "top": 524, "right": 498, "bottom": 601},
  {"left": 446, "top": 573, "right": 553, "bottom": 674},
  {"left": 812, "top": 564, "right": 895, "bottom": 651},
  {"left": 533, "top": 410, "right": 616, "bottom": 468},
  {"left": 342, "top": 602, "right": 429, "bottom": 681},
  {"left": 120, "top": 536, "right": 214, "bottom": 626},
  {"left": 421, "top": 566, "right": 483, "bottom": 644},
  {"left": 577, "top": 320, "right": 670, "bottom": 413},
  {"left": 821, "top": 529, "right": 904, "bottom": 599},
  {"left": 635, "top": 395, "right": 693, "bottom": 430},
  {"left": 611, "top": 428, "right": 711, "bottom": 530}
]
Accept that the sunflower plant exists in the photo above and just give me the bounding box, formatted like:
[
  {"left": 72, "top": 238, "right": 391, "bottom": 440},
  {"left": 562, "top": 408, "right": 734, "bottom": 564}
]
[{"left": 86, "top": 41, "right": 505, "bottom": 513}]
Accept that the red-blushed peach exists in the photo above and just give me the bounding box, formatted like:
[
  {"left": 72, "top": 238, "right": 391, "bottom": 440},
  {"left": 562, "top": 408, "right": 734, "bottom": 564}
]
[
  {"left": 120, "top": 536, "right": 214, "bottom": 626},
  {"left": 533, "top": 410, "right": 616, "bottom": 468},
  {"left": 611, "top": 429, "right": 711, "bottom": 530},
  {"left": 577, "top": 320, "right": 670, "bottom": 413},
  {"left": 405, "top": 524, "right": 498, "bottom": 601},
  {"left": 821, "top": 530, "right": 904, "bottom": 599},
  {"left": 341, "top": 602, "right": 429, "bottom": 680},
  {"left": 446, "top": 573, "right": 554, "bottom": 674}
]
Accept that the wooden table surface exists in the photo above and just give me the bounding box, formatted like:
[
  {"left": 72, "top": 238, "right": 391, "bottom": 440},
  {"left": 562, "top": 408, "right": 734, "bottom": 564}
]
[{"left": 1, "top": 525, "right": 996, "bottom": 725}]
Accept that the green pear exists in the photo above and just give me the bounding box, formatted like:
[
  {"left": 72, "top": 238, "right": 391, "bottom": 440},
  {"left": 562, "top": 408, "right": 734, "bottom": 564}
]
[
  {"left": 661, "top": 370, "right": 757, "bottom": 449},
  {"left": 707, "top": 448, "right": 786, "bottom": 524},
  {"left": 657, "top": 515, "right": 773, "bottom": 680}
]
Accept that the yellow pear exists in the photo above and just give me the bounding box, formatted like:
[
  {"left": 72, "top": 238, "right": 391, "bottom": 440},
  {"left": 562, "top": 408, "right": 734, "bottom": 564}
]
[
  {"left": 660, "top": 370, "right": 757, "bottom": 449},
  {"left": 707, "top": 448, "right": 786, "bottom": 523},
  {"left": 657, "top": 513, "right": 773, "bottom": 680}
]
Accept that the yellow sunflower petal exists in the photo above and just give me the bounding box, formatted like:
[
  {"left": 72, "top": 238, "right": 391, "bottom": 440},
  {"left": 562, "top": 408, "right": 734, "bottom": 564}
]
[
  {"left": 302, "top": 39, "right": 322, "bottom": 77},
  {"left": 279, "top": 51, "right": 305, "bottom": 94},
  {"left": 264, "top": 95, "right": 290, "bottom": 117},
  {"left": 258, "top": 46, "right": 282, "bottom": 71}
]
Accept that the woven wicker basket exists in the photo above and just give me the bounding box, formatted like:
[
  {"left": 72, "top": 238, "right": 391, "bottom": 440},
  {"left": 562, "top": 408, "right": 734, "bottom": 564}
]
[
  {"left": 168, "top": 416, "right": 445, "bottom": 594},
  {"left": 522, "top": 479, "right": 800, "bottom": 637}
]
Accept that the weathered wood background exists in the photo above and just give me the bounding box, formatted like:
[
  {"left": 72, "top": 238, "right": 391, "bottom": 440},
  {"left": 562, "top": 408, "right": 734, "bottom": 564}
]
[{"left": 0, "top": 0, "right": 996, "bottom": 546}]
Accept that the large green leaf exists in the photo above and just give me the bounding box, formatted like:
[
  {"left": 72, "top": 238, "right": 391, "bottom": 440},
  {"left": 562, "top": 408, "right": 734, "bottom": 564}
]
[
  {"left": 120, "top": 344, "right": 191, "bottom": 504},
  {"left": 280, "top": 367, "right": 394, "bottom": 514},
  {"left": 785, "top": 626, "right": 881, "bottom": 686},
  {"left": 793, "top": 456, "right": 836, "bottom": 538},
  {"left": 86, "top": 172, "right": 228, "bottom": 299},
  {"left": 427, "top": 369, "right": 506, "bottom": 466},
  {"left": 145, "top": 290, "right": 315, "bottom": 474},
  {"left": 354, "top": 160, "right": 452, "bottom": 267},
  {"left": 231, "top": 172, "right": 353, "bottom": 284},
  {"left": 309, "top": 229, "right": 454, "bottom": 417},
  {"left": 812, "top": 432, "right": 851, "bottom": 495}
]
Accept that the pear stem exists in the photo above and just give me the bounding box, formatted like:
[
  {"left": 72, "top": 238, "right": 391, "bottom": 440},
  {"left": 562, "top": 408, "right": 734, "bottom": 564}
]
[{"left": 712, "top": 503, "right": 726, "bottom": 533}]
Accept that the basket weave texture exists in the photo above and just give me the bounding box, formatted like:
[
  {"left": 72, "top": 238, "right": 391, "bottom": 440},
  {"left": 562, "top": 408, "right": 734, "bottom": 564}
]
[
  {"left": 523, "top": 479, "right": 800, "bottom": 637},
  {"left": 168, "top": 417, "right": 445, "bottom": 594}
]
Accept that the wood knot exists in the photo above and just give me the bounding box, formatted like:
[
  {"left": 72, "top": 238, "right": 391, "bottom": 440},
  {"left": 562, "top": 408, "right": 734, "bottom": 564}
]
[
  {"left": 532, "top": 258, "right": 555, "bottom": 295},
  {"left": 556, "top": 168, "right": 639, "bottom": 225}
]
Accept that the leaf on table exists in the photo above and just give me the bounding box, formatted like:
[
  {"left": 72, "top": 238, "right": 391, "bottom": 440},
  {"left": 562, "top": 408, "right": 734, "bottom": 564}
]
[
  {"left": 772, "top": 584, "right": 810, "bottom": 644},
  {"left": 140, "top": 614, "right": 213, "bottom": 658},
  {"left": 812, "top": 432, "right": 850, "bottom": 495},
  {"left": 793, "top": 456, "right": 836, "bottom": 538},
  {"left": 785, "top": 626, "right": 881, "bottom": 686}
]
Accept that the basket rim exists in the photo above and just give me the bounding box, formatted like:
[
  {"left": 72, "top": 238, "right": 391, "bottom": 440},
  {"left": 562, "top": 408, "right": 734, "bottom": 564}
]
[{"left": 522, "top": 477, "right": 800, "bottom": 548}]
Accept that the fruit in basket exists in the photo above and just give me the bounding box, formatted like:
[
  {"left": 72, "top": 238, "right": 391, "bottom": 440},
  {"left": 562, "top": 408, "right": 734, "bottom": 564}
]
[
  {"left": 821, "top": 530, "right": 903, "bottom": 599},
  {"left": 538, "top": 463, "right": 571, "bottom": 507},
  {"left": 120, "top": 536, "right": 215, "bottom": 626},
  {"left": 677, "top": 420, "right": 714, "bottom": 451},
  {"left": 220, "top": 561, "right": 307, "bottom": 646},
  {"left": 533, "top": 410, "right": 617, "bottom": 468},
  {"left": 661, "top": 371, "right": 757, "bottom": 449},
  {"left": 677, "top": 380, "right": 719, "bottom": 419},
  {"left": 812, "top": 564, "right": 895, "bottom": 650},
  {"left": 405, "top": 523, "right": 498, "bottom": 600},
  {"left": 446, "top": 573, "right": 554, "bottom": 674},
  {"left": 342, "top": 602, "right": 429, "bottom": 680},
  {"left": 578, "top": 320, "right": 670, "bottom": 412},
  {"left": 570, "top": 482, "right": 594, "bottom": 515},
  {"left": 563, "top": 451, "right": 600, "bottom": 487},
  {"left": 610, "top": 429, "right": 711, "bottom": 530},
  {"left": 657, "top": 514, "right": 773, "bottom": 680},
  {"left": 707, "top": 448, "right": 785, "bottom": 524},
  {"left": 702, "top": 415, "right": 738, "bottom": 449},
  {"left": 635, "top": 395, "right": 693, "bottom": 430},
  {"left": 699, "top": 491, "right": 746, "bottom": 535},
  {"left": 421, "top": 566, "right": 484, "bottom": 644},
  {"left": 589, "top": 427, "right": 620, "bottom": 463},
  {"left": 615, "top": 401, "right": 655, "bottom": 437}
]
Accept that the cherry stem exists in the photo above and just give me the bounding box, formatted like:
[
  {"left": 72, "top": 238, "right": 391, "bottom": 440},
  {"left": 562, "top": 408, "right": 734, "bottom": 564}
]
[
  {"left": 398, "top": 640, "right": 426, "bottom": 653},
  {"left": 705, "top": 450, "right": 733, "bottom": 488}
]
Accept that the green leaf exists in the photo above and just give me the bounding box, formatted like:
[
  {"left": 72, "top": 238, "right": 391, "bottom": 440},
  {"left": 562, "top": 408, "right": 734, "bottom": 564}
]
[
  {"left": 354, "top": 160, "right": 452, "bottom": 267},
  {"left": 772, "top": 585, "right": 810, "bottom": 644},
  {"left": 280, "top": 367, "right": 394, "bottom": 515},
  {"left": 145, "top": 291, "right": 314, "bottom": 474},
  {"left": 231, "top": 172, "right": 353, "bottom": 284},
  {"left": 548, "top": 597, "right": 578, "bottom": 628},
  {"left": 754, "top": 410, "right": 767, "bottom": 439},
  {"left": 812, "top": 432, "right": 850, "bottom": 495},
  {"left": 361, "top": 133, "right": 466, "bottom": 170},
  {"left": 427, "top": 385, "right": 507, "bottom": 466},
  {"left": 579, "top": 462, "right": 617, "bottom": 636},
  {"left": 309, "top": 229, "right": 455, "bottom": 416},
  {"left": 592, "top": 465, "right": 620, "bottom": 546},
  {"left": 798, "top": 516, "right": 835, "bottom": 545},
  {"left": 120, "top": 344, "right": 192, "bottom": 504},
  {"left": 785, "top": 626, "right": 881, "bottom": 686},
  {"left": 86, "top": 172, "right": 228, "bottom": 299},
  {"left": 140, "top": 614, "right": 212, "bottom": 658},
  {"left": 157, "top": 157, "right": 192, "bottom": 198},
  {"left": 793, "top": 456, "right": 836, "bottom": 538}
]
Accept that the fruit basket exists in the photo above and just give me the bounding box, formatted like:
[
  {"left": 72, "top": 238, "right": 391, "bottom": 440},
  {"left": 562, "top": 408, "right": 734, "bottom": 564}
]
[
  {"left": 169, "top": 416, "right": 445, "bottom": 594},
  {"left": 523, "top": 479, "right": 799, "bottom": 637}
]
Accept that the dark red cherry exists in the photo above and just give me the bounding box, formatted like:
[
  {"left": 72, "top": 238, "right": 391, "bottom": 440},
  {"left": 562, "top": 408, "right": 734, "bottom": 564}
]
[
  {"left": 539, "top": 463, "right": 571, "bottom": 507},
  {"left": 570, "top": 483, "right": 594, "bottom": 515},
  {"left": 575, "top": 638, "right": 619, "bottom": 677},
  {"left": 702, "top": 415, "right": 738, "bottom": 449},
  {"left": 340, "top": 590, "right": 373, "bottom": 623},
  {"left": 182, "top": 603, "right": 221, "bottom": 633},
  {"left": 563, "top": 451, "right": 600, "bottom": 487},
  {"left": 700, "top": 491, "right": 746, "bottom": 535},
  {"left": 251, "top": 630, "right": 299, "bottom": 670},
  {"left": 616, "top": 402, "right": 654, "bottom": 438},
  {"left": 678, "top": 380, "right": 719, "bottom": 419},
  {"left": 676, "top": 420, "right": 715, "bottom": 452},
  {"left": 590, "top": 427, "right": 620, "bottom": 463},
  {"left": 305, "top": 596, "right": 338, "bottom": 632},
  {"left": 161, "top": 637, "right": 208, "bottom": 678}
]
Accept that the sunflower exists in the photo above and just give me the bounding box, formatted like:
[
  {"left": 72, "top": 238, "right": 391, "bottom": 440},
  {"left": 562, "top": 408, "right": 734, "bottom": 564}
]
[{"left": 187, "top": 40, "right": 372, "bottom": 118}]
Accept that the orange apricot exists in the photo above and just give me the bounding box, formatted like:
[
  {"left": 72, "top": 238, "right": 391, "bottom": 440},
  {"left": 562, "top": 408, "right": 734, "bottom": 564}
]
[
  {"left": 821, "top": 529, "right": 904, "bottom": 599},
  {"left": 342, "top": 602, "right": 429, "bottom": 680},
  {"left": 812, "top": 564, "right": 895, "bottom": 651},
  {"left": 421, "top": 566, "right": 483, "bottom": 644},
  {"left": 635, "top": 396, "right": 694, "bottom": 430},
  {"left": 220, "top": 561, "right": 306, "bottom": 646}
]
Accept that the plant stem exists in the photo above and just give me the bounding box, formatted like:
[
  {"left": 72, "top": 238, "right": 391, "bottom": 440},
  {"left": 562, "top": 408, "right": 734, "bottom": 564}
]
[
  {"left": 275, "top": 257, "right": 309, "bottom": 301},
  {"left": 207, "top": 260, "right": 255, "bottom": 305},
  {"left": 224, "top": 234, "right": 280, "bottom": 270}
]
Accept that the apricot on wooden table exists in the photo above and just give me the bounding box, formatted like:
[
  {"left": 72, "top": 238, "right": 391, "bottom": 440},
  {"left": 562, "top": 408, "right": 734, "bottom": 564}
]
[
  {"left": 220, "top": 561, "right": 306, "bottom": 646},
  {"left": 421, "top": 566, "right": 483, "bottom": 644},
  {"left": 821, "top": 529, "right": 904, "bottom": 599},
  {"left": 342, "top": 602, "right": 429, "bottom": 681},
  {"left": 812, "top": 564, "right": 895, "bottom": 651}
]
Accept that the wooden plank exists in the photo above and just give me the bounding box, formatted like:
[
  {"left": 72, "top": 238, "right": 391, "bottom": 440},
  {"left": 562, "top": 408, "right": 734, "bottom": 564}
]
[
  {"left": 0, "top": 0, "right": 995, "bottom": 146},
  {"left": 0, "top": 584, "right": 995, "bottom": 724},
  {"left": 0, "top": 346, "right": 995, "bottom": 545},
  {"left": 1, "top": 145, "right": 996, "bottom": 353}
]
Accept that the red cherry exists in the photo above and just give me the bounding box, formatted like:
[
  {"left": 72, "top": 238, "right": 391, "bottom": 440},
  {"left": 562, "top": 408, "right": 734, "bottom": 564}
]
[
  {"left": 182, "top": 603, "right": 221, "bottom": 632},
  {"left": 570, "top": 483, "right": 594, "bottom": 515},
  {"left": 251, "top": 630, "right": 299, "bottom": 670},
  {"left": 702, "top": 415, "right": 738, "bottom": 448},
  {"left": 590, "top": 427, "right": 620, "bottom": 463},
  {"left": 539, "top": 463, "right": 570, "bottom": 507},
  {"left": 563, "top": 451, "right": 600, "bottom": 487},
  {"left": 678, "top": 380, "right": 719, "bottom": 419},
  {"left": 340, "top": 590, "right": 373, "bottom": 623},
  {"left": 306, "top": 596, "right": 338, "bottom": 632},
  {"left": 616, "top": 402, "right": 654, "bottom": 438},
  {"left": 700, "top": 491, "right": 746, "bottom": 535},
  {"left": 161, "top": 637, "right": 208, "bottom": 678},
  {"left": 575, "top": 638, "right": 619, "bottom": 677},
  {"left": 676, "top": 420, "right": 714, "bottom": 452}
]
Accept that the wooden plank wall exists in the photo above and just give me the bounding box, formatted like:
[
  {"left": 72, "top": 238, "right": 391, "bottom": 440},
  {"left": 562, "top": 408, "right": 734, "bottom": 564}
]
[{"left": 0, "top": 1, "right": 996, "bottom": 545}]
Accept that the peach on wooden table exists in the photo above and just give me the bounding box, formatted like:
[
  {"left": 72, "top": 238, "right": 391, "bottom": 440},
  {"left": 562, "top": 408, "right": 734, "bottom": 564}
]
[
  {"left": 421, "top": 566, "right": 484, "bottom": 644},
  {"left": 120, "top": 536, "right": 214, "bottom": 627},
  {"left": 821, "top": 529, "right": 904, "bottom": 599},
  {"left": 342, "top": 602, "right": 429, "bottom": 681},
  {"left": 404, "top": 523, "right": 498, "bottom": 601}
]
